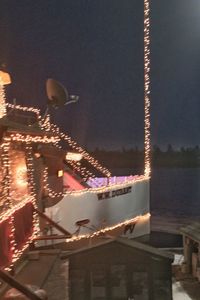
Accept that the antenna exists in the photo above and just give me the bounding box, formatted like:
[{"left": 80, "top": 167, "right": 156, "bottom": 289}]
[
  {"left": 44, "top": 78, "right": 79, "bottom": 119},
  {"left": 46, "top": 78, "right": 69, "bottom": 108}
]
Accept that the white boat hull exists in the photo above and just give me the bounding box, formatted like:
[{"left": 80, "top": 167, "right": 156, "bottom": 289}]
[{"left": 46, "top": 177, "right": 150, "bottom": 239}]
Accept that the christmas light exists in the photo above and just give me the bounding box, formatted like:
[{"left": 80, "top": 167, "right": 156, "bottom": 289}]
[
  {"left": 144, "top": 0, "right": 151, "bottom": 177},
  {"left": 65, "top": 213, "right": 151, "bottom": 243},
  {"left": 39, "top": 115, "right": 111, "bottom": 178},
  {"left": 0, "top": 137, "right": 11, "bottom": 211},
  {"left": 6, "top": 102, "right": 40, "bottom": 116},
  {"left": 25, "top": 144, "right": 40, "bottom": 235},
  {"left": 0, "top": 77, "right": 7, "bottom": 118},
  {"left": 43, "top": 167, "right": 63, "bottom": 198},
  {"left": 66, "top": 152, "right": 83, "bottom": 162},
  {"left": 0, "top": 138, "right": 39, "bottom": 269},
  {"left": 62, "top": 174, "right": 148, "bottom": 197},
  {"left": 9, "top": 133, "right": 60, "bottom": 144}
]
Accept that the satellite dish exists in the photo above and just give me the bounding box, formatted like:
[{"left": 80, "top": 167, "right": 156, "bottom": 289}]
[{"left": 46, "top": 78, "right": 69, "bottom": 108}]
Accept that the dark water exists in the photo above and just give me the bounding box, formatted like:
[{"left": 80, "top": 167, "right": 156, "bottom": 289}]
[
  {"left": 111, "top": 167, "right": 200, "bottom": 247},
  {"left": 151, "top": 168, "right": 200, "bottom": 217},
  {"left": 112, "top": 167, "right": 200, "bottom": 218}
]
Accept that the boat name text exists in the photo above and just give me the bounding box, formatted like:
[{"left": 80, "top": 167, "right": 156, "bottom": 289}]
[{"left": 97, "top": 186, "right": 132, "bottom": 200}]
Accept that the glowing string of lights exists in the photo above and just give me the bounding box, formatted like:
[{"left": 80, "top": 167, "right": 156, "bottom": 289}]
[
  {"left": 4, "top": 200, "right": 39, "bottom": 270},
  {"left": 62, "top": 174, "right": 148, "bottom": 197},
  {"left": 65, "top": 213, "right": 151, "bottom": 242},
  {"left": 6, "top": 102, "right": 40, "bottom": 116},
  {"left": 43, "top": 167, "right": 63, "bottom": 198},
  {"left": 0, "top": 138, "right": 39, "bottom": 269},
  {"left": 0, "top": 195, "right": 35, "bottom": 222},
  {"left": 24, "top": 144, "right": 40, "bottom": 240},
  {"left": 9, "top": 133, "right": 60, "bottom": 144},
  {"left": 67, "top": 160, "right": 95, "bottom": 182},
  {"left": 4, "top": 102, "right": 111, "bottom": 179},
  {"left": 40, "top": 118, "right": 111, "bottom": 178},
  {"left": 59, "top": 129, "right": 111, "bottom": 177},
  {"left": 144, "top": 0, "right": 151, "bottom": 177},
  {"left": 0, "top": 138, "right": 11, "bottom": 211},
  {"left": 0, "top": 77, "right": 7, "bottom": 118}
]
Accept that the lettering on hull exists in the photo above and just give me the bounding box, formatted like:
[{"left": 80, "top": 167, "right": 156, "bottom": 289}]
[
  {"left": 97, "top": 186, "right": 132, "bottom": 200},
  {"left": 124, "top": 222, "right": 136, "bottom": 235}
]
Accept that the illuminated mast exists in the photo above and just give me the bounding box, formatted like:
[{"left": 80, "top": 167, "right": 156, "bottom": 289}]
[{"left": 144, "top": 0, "right": 151, "bottom": 177}]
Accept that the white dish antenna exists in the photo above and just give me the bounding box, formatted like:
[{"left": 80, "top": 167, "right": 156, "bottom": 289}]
[{"left": 46, "top": 78, "right": 79, "bottom": 108}]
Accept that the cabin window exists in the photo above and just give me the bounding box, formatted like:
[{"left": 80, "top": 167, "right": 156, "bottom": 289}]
[
  {"left": 110, "top": 264, "right": 127, "bottom": 298},
  {"left": 70, "top": 269, "right": 86, "bottom": 300},
  {"left": 131, "top": 271, "right": 148, "bottom": 299},
  {"left": 91, "top": 267, "right": 106, "bottom": 299}
]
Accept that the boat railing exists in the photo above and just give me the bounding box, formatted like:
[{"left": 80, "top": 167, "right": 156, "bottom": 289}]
[{"left": 87, "top": 175, "right": 138, "bottom": 188}]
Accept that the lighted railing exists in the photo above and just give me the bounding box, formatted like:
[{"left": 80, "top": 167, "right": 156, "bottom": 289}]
[{"left": 87, "top": 175, "right": 140, "bottom": 188}]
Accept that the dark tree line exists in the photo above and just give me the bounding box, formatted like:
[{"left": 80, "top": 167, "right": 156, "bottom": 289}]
[{"left": 89, "top": 145, "right": 200, "bottom": 169}]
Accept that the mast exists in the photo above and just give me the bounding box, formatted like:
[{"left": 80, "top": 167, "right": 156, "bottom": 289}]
[{"left": 144, "top": 0, "right": 151, "bottom": 177}]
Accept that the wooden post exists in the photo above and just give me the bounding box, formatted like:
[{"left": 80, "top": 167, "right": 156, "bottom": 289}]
[
  {"left": 0, "top": 269, "right": 43, "bottom": 300},
  {"left": 183, "top": 236, "right": 192, "bottom": 273}
]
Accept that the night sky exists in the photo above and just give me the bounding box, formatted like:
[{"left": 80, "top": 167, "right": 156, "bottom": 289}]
[{"left": 0, "top": 0, "right": 199, "bottom": 150}]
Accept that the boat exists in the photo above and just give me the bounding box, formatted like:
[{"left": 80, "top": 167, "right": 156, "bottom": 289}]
[
  {"left": 0, "top": 0, "right": 151, "bottom": 270},
  {"left": 0, "top": 75, "right": 150, "bottom": 271}
]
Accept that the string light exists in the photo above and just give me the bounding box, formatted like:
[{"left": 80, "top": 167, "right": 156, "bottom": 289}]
[
  {"left": 37, "top": 172, "right": 148, "bottom": 201},
  {"left": 66, "top": 152, "right": 83, "bottom": 162},
  {"left": 65, "top": 213, "right": 151, "bottom": 242},
  {"left": 43, "top": 167, "right": 63, "bottom": 198},
  {"left": 58, "top": 128, "right": 111, "bottom": 178},
  {"left": 0, "top": 77, "right": 7, "bottom": 118},
  {"left": 25, "top": 144, "right": 40, "bottom": 234},
  {"left": 67, "top": 160, "right": 95, "bottom": 182},
  {"left": 61, "top": 175, "right": 148, "bottom": 197},
  {"left": 0, "top": 138, "right": 39, "bottom": 269},
  {"left": 4, "top": 103, "right": 111, "bottom": 179},
  {"left": 144, "top": 0, "right": 151, "bottom": 177},
  {"left": 0, "top": 137, "right": 11, "bottom": 211},
  {"left": 39, "top": 117, "right": 111, "bottom": 178},
  {"left": 9, "top": 133, "right": 60, "bottom": 144},
  {"left": 6, "top": 102, "right": 40, "bottom": 116},
  {"left": 7, "top": 144, "right": 40, "bottom": 269}
]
